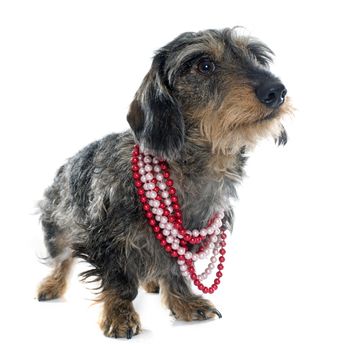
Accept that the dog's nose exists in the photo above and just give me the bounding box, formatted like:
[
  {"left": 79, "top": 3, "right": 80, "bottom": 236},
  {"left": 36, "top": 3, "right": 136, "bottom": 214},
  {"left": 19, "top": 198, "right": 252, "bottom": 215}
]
[{"left": 255, "top": 82, "right": 287, "bottom": 108}]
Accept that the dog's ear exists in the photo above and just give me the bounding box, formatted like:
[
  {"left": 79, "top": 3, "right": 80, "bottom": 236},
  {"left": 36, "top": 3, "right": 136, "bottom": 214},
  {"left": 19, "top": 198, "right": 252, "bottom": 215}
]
[
  {"left": 127, "top": 54, "right": 184, "bottom": 160},
  {"left": 274, "top": 125, "right": 288, "bottom": 146}
]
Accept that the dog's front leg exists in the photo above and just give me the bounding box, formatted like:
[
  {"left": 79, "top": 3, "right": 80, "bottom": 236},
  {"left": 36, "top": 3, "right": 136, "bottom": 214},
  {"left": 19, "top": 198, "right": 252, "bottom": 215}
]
[{"left": 161, "top": 272, "right": 222, "bottom": 321}]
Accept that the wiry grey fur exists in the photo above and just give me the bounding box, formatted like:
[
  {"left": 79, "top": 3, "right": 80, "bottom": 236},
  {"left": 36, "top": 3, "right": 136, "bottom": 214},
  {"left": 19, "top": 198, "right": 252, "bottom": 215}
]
[{"left": 37, "top": 27, "right": 290, "bottom": 339}]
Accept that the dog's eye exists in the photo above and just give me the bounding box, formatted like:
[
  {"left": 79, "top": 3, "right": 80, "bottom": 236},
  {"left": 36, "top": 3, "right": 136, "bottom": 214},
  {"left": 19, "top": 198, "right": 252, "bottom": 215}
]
[{"left": 197, "top": 58, "right": 215, "bottom": 75}]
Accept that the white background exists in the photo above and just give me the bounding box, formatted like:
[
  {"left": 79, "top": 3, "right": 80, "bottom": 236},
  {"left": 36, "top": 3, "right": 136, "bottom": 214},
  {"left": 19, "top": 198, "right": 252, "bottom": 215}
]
[{"left": 1, "top": 1, "right": 349, "bottom": 349}]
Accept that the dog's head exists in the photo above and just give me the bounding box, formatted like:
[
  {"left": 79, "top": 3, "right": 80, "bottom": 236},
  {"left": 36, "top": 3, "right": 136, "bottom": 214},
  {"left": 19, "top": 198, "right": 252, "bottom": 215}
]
[{"left": 127, "top": 28, "right": 292, "bottom": 159}]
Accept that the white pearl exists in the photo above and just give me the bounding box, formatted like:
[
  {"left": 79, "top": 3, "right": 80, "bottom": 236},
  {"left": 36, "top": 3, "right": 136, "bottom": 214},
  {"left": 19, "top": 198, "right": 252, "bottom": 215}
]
[
  {"left": 159, "top": 223, "right": 165, "bottom": 229},
  {"left": 198, "top": 275, "right": 203, "bottom": 281},
  {"left": 168, "top": 206, "right": 173, "bottom": 213},
  {"left": 145, "top": 164, "right": 153, "bottom": 172},
  {"left": 177, "top": 259, "right": 185, "bottom": 265},
  {"left": 137, "top": 155, "right": 143, "bottom": 160},
  {"left": 154, "top": 165, "right": 161, "bottom": 172},
  {"left": 138, "top": 168, "right": 146, "bottom": 175},
  {"left": 171, "top": 229, "right": 178, "bottom": 236},
  {"left": 145, "top": 173, "right": 153, "bottom": 181},
  {"left": 152, "top": 157, "right": 159, "bottom": 164},
  {"left": 137, "top": 161, "right": 144, "bottom": 167},
  {"left": 166, "top": 236, "right": 174, "bottom": 243},
  {"left": 178, "top": 247, "right": 185, "bottom": 255},
  {"left": 192, "top": 254, "right": 198, "bottom": 261},
  {"left": 150, "top": 191, "right": 157, "bottom": 199},
  {"left": 215, "top": 228, "right": 220, "bottom": 235},
  {"left": 141, "top": 175, "right": 147, "bottom": 183},
  {"left": 149, "top": 200, "right": 154, "bottom": 206},
  {"left": 209, "top": 243, "right": 215, "bottom": 249},
  {"left": 209, "top": 263, "right": 215, "bottom": 269},
  {"left": 182, "top": 271, "right": 189, "bottom": 277},
  {"left": 144, "top": 156, "right": 152, "bottom": 163},
  {"left": 210, "top": 256, "right": 217, "bottom": 263},
  {"left": 192, "top": 230, "right": 199, "bottom": 237},
  {"left": 158, "top": 182, "right": 166, "bottom": 190},
  {"left": 172, "top": 243, "right": 179, "bottom": 250},
  {"left": 156, "top": 208, "right": 163, "bottom": 215},
  {"left": 200, "top": 229, "right": 208, "bottom": 237},
  {"left": 163, "top": 229, "right": 170, "bottom": 236},
  {"left": 161, "top": 191, "right": 169, "bottom": 198},
  {"left": 148, "top": 183, "right": 155, "bottom": 190},
  {"left": 211, "top": 235, "right": 218, "bottom": 243},
  {"left": 199, "top": 252, "right": 205, "bottom": 259},
  {"left": 155, "top": 215, "right": 161, "bottom": 221},
  {"left": 164, "top": 199, "right": 171, "bottom": 206},
  {"left": 208, "top": 227, "right": 214, "bottom": 234},
  {"left": 160, "top": 216, "right": 168, "bottom": 224},
  {"left": 165, "top": 223, "right": 173, "bottom": 230},
  {"left": 156, "top": 173, "right": 164, "bottom": 181},
  {"left": 185, "top": 252, "right": 192, "bottom": 259},
  {"left": 180, "top": 265, "right": 188, "bottom": 272},
  {"left": 201, "top": 273, "right": 207, "bottom": 279},
  {"left": 205, "top": 268, "right": 211, "bottom": 275},
  {"left": 213, "top": 249, "right": 219, "bottom": 255},
  {"left": 218, "top": 212, "right": 225, "bottom": 219},
  {"left": 143, "top": 149, "right": 150, "bottom": 155},
  {"left": 152, "top": 200, "right": 160, "bottom": 208}
]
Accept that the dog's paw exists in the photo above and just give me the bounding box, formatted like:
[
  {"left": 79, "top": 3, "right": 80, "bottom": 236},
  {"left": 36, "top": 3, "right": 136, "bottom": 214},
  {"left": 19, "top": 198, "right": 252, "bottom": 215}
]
[
  {"left": 100, "top": 305, "right": 141, "bottom": 339},
  {"left": 170, "top": 297, "right": 222, "bottom": 321}
]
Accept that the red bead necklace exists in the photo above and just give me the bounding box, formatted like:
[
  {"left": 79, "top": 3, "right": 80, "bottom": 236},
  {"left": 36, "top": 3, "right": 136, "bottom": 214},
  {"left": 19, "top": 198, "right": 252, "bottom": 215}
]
[{"left": 131, "top": 144, "right": 227, "bottom": 294}]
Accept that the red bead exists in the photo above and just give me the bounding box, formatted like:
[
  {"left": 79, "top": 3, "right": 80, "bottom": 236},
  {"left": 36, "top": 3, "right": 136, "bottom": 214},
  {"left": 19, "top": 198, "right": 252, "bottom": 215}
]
[
  {"left": 174, "top": 211, "right": 182, "bottom": 218},
  {"left": 180, "top": 228, "right": 186, "bottom": 235},
  {"left": 189, "top": 238, "right": 196, "bottom": 244},
  {"left": 132, "top": 173, "right": 140, "bottom": 179},
  {"left": 153, "top": 227, "right": 161, "bottom": 233},
  {"left": 221, "top": 233, "right": 227, "bottom": 239},
  {"left": 151, "top": 178, "right": 157, "bottom": 184},
  {"left": 171, "top": 196, "right": 177, "bottom": 203},
  {"left": 168, "top": 216, "right": 175, "bottom": 223},
  {"left": 140, "top": 196, "right": 147, "bottom": 203},
  {"left": 160, "top": 164, "right": 168, "bottom": 170},
  {"left": 178, "top": 255, "right": 185, "bottom": 261},
  {"left": 160, "top": 239, "right": 167, "bottom": 246},
  {"left": 220, "top": 241, "right": 227, "bottom": 247},
  {"left": 216, "top": 271, "right": 223, "bottom": 278},
  {"left": 134, "top": 180, "right": 142, "bottom": 188},
  {"left": 188, "top": 266, "right": 195, "bottom": 273},
  {"left": 166, "top": 179, "right": 173, "bottom": 186},
  {"left": 131, "top": 157, "right": 138, "bottom": 164},
  {"left": 163, "top": 172, "right": 170, "bottom": 179},
  {"left": 198, "top": 284, "right": 204, "bottom": 291},
  {"left": 155, "top": 232, "right": 162, "bottom": 239},
  {"left": 176, "top": 218, "right": 183, "bottom": 225},
  {"left": 209, "top": 288, "right": 214, "bottom": 294},
  {"left": 132, "top": 150, "right": 139, "bottom": 157},
  {"left": 173, "top": 204, "right": 180, "bottom": 210},
  {"left": 145, "top": 212, "right": 153, "bottom": 219},
  {"left": 143, "top": 204, "right": 150, "bottom": 211},
  {"left": 195, "top": 237, "right": 201, "bottom": 244},
  {"left": 214, "top": 278, "right": 221, "bottom": 285},
  {"left": 190, "top": 273, "right": 197, "bottom": 280},
  {"left": 194, "top": 279, "right": 200, "bottom": 286},
  {"left": 155, "top": 195, "right": 162, "bottom": 201},
  {"left": 168, "top": 187, "right": 176, "bottom": 195},
  {"left": 160, "top": 203, "right": 166, "bottom": 209},
  {"left": 212, "top": 284, "right": 218, "bottom": 290},
  {"left": 171, "top": 251, "right": 178, "bottom": 257},
  {"left": 132, "top": 165, "right": 139, "bottom": 172},
  {"left": 219, "top": 256, "right": 225, "bottom": 263},
  {"left": 203, "top": 287, "right": 209, "bottom": 294},
  {"left": 217, "top": 264, "right": 224, "bottom": 270},
  {"left": 163, "top": 209, "right": 170, "bottom": 217},
  {"left": 219, "top": 248, "right": 226, "bottom": 255},
  {"left": 165, "top": 245, "right": 172, "bottom": 252},
  {"left": 185, "top": 259, "right": 193, "bottom": 266},
  {"left": 174, "top": 223, "right": 181, "bottom": 230},
  {"left": 149, "top": 219, "right": 156, "bottom": 226},
  {"left": 154, "top": 186, "right": 160, "bottom": 193},
  {"left": 184, "top": 234, "right": 191, "bottom": 241},
  {"left": 137, "top": 188, "right": 145, "bottom": 195}
]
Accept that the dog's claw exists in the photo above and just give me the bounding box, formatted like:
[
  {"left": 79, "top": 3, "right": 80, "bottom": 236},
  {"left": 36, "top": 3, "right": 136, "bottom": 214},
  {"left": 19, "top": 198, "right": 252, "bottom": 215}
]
[
  {"left": 210, "top": 308, "right": 222, "bottom": 319},
  {"left": 197, "top": 309, "right": 208, "bottom": 320},
  {"left": 126, "top": 328, "right": 133, "bottom": 339}
]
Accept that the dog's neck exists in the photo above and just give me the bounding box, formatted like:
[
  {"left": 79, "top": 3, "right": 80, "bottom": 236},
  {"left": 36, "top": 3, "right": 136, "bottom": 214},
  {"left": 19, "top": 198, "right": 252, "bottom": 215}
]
[{"left": 167, "top": 134, "right": 248, "bottom": 229}]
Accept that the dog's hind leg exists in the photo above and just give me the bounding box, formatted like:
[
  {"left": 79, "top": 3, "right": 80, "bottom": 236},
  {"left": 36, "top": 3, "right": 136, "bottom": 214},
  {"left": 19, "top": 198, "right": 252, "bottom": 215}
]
[{"left": 37, "top": 218, "right": 74, "bottom": 301}]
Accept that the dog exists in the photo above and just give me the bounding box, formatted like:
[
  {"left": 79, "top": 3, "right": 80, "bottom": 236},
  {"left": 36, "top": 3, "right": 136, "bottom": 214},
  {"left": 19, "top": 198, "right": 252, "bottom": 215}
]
[{"left": 37, "top": 28, "right": 291, "bottom": 339}]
